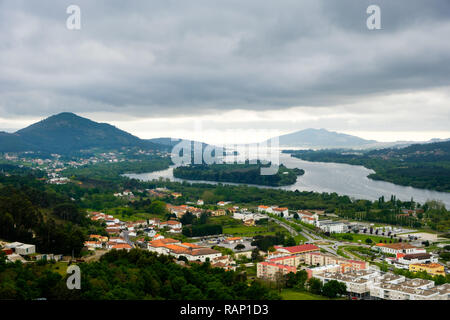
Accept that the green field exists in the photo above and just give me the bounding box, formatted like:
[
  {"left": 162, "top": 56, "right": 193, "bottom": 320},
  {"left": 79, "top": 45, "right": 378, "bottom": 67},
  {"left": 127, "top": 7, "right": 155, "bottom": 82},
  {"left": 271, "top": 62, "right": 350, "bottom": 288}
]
[
  {"left": 294, "top": 234, "right": 308, "bottom": 243},
  {"left": 106, "top": 209, "right": 162, "bottom": 222},
  {"left": 280, "top": 289, "right": 342, "bottom": 300},
  {"left": 332, "top": 233, "right": 398, "bottom": 244},
  {"left": 48, "top": 261, "right": 70, "bottom": 276},
  {"left": 222, "top": 222, "right": 286, "bottom": 237},
  {"left": 210, "top": 215, "right": 288, "bottom": 237}
]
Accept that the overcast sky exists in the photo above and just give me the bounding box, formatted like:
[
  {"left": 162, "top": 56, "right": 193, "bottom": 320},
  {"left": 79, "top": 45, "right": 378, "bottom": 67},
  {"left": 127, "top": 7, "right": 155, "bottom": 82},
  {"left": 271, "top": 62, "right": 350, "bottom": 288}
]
[{"left": 1, "top": 0, "right": 449, "bottom": 144}]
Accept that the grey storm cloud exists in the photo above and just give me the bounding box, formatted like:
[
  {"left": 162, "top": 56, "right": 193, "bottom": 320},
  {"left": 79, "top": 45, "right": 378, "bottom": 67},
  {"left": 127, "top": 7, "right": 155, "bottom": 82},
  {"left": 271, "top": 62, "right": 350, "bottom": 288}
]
[{"left": 1, "top": 0, "right": 450, "bottom": 119}]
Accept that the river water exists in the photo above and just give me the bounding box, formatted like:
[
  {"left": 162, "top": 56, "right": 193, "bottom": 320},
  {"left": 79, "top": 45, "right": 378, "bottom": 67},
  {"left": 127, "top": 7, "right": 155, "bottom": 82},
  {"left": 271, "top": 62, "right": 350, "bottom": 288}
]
[{"left": 124, "top": 153, "right": 450, "bottom": 208}]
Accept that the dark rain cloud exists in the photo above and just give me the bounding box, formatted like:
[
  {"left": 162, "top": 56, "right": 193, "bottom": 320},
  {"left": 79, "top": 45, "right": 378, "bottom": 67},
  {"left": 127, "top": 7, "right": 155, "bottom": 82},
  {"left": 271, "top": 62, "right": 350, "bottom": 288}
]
[{"left": 0, "top": 0, "right": 450, "bottom": 120}]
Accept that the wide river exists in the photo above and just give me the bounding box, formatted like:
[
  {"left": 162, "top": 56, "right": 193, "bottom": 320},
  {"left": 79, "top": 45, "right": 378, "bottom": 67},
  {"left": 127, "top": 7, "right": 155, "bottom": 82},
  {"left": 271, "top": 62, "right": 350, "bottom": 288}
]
[{"left": 125, "top": 153, "right": 450, "bottom": 208}]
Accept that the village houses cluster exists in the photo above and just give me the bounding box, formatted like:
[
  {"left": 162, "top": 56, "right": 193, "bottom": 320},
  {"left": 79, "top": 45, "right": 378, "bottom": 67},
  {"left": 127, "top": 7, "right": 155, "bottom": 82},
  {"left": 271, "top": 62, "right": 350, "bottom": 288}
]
[{"left": 2, "top": 183, "right": 448, "bottom": 300}]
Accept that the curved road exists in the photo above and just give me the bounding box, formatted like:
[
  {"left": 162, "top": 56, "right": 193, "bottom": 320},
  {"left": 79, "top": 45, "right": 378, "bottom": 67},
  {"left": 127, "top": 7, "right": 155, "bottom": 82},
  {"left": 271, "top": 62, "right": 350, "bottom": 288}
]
[{"left": 270, "top": 217, "right": 371, "bottom": 260}]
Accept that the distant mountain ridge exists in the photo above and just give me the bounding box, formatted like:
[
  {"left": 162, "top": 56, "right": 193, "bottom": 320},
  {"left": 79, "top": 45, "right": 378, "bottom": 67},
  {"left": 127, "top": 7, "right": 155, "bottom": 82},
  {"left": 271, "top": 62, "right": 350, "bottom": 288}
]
[
  {"left": 1, "top": 113, "right": 448, "bottom": 155},
  {"left": 268, "top": 128, "right": 377, "bottom": 149},
  {"left": 0, "top": 112, "right": 166, "bottom": 154}
]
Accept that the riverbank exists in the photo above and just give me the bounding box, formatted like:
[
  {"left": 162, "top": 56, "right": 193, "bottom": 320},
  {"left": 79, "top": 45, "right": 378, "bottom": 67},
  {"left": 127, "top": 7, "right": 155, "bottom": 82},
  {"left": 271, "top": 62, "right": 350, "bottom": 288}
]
[{"left": 125, "top": 152, "right": 450, "bottom": 208}]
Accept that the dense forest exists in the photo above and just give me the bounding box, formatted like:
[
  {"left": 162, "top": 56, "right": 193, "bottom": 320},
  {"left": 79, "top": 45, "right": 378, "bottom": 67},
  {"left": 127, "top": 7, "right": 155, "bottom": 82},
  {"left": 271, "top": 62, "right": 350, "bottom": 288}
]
[
  {"left": 284, "top": 140, "right": 450, "bottom": 192},
  {"left": 63, "top": 157, "right": 171, "bottom": 182},
  {"left": 0, "top": 173, "right": 104, "bottom": 256},
  {"left": 0, "top": 163, "right": 46, "bottom": 178},
  {"left": 0, "top": 249, "right": 280, "bottom": 300},
  {"left": 173, "top": 162, "right": 304, "bottom": 186}
]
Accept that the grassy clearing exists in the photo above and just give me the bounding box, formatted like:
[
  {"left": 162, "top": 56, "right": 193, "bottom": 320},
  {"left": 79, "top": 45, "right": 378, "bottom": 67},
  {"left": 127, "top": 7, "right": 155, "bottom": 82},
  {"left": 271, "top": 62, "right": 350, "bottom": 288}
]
[
  {"left": 48, "top": 261, "right": 70, "bottom": 276},
  {"left": 210, "top": 215, "right": 287, "bottom": 237},
  {"left": 106, "top": 210, "right": 162, "bottom": 222},
  {"left": 294, "top": 234, "right": 308, "bottom": 243},
  {"left": 280, "top": 289, "right": 341, "bottom": 300},
  {"left": 332, "top": 233, "right": 398, "bottom": 244},
  {"left": 222, "top": 223, "right": 286, "bottom": 237}
]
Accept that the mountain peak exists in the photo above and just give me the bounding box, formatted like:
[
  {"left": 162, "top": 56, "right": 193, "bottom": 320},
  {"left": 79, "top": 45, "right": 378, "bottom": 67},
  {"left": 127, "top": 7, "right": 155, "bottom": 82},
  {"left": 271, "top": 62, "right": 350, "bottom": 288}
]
[
  {"left": 49, "top": 112, "right": 81, "bottom": 120},
  {"left": 271, "top": 128, "right": 377, "bottom": 149},
  {"left": 7, "top": 112, "right": 162, "bottom": 154}
]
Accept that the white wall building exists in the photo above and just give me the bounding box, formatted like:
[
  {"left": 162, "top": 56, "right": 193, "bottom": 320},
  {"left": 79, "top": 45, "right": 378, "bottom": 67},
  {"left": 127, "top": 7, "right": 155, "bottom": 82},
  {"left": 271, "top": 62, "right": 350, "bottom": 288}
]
[
  {"left": 14, "top": 244, "right": 36, "bottom": 255},
  {"left": 375, "top": 243, "right": 427, "bottom": 255},
  {"left": 317, "top": 220, "right": 346, "bottom": 233}
]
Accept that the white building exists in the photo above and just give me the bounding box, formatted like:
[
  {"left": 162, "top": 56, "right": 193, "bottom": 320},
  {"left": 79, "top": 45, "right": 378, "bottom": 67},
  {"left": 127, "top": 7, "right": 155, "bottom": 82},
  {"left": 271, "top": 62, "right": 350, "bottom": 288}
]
[
  {"left": 374, "top": 243, "right": 426, "bottom": 255},
  {"left": 14, "top": 244, "right": 36, "bottom": 255},
  {"left": 147, "top": 239, "right": 222, "bottom": 262},
  {"left": 233, "top": 212, "right": 265, "bottom": 221},
  {"left": 272, "top": 207, "right": 289, "bottom": 217},
  {"left": 5, "top": 242, "right": 24, "bottom": 249},
  {"left": 397, "top": 253, "right": 438, "bottom": 265},
  {"left": 317, "top": 220, "right": 346, "bottom": 233},
  {"left": 160, "top": 220, "right": 183, "bottom": 230},
  {"left": 84, "top": 241, "right": 102, "bottom": 249},
  {"left": 316, "top": 269, "right": 380, "bottom": 300},
  {"left": 316, "top": 270, "right": 449, "bottom": 300},
  {"left": 297, "top": 210, "right": 319, "bottom": 225},
  {"left": 5, "top": 242, "right": 36, "bottom": 255},
  {"left": 258, "top": 205, "right": 273, "bottom": 213}
]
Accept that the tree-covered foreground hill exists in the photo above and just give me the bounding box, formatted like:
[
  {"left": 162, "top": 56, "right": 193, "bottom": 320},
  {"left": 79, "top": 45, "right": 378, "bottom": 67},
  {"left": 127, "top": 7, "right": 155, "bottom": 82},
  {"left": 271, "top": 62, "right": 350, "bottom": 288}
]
[
  {"left": 0, "top": 249, "right": 280, "bottom": 300},
  {"left": 0, "top": 171, "right": 105, "bottom": 256}
]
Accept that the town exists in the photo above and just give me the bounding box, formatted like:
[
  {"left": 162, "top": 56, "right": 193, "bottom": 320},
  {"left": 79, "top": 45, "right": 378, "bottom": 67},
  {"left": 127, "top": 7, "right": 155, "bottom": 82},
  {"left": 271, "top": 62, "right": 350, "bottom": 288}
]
[{"left": 2, "top": 183, "right": 449, "bottom": 300}]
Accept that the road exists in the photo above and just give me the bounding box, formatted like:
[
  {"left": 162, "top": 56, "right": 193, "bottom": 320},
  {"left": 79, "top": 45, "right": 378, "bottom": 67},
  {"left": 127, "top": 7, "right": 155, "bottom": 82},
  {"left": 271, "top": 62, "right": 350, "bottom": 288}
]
[
  {"left": 84, "top": 249, "right": 108, "bottom": 262},
  {"left": 270, "top": 218, "right": 343, "bottom": 256},
  {"left": 270, "top": 217, "right": 373, "bottom": 260},
  {"left": 269, "top": 218, "right": 298, "bottom": 237}
]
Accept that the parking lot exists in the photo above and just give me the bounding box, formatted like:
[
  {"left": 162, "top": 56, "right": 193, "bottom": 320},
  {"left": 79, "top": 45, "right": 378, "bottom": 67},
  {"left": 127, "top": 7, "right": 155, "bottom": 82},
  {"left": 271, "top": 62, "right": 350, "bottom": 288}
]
[{"left": 195, "top": 237, "right": 256, "bottom": 252}]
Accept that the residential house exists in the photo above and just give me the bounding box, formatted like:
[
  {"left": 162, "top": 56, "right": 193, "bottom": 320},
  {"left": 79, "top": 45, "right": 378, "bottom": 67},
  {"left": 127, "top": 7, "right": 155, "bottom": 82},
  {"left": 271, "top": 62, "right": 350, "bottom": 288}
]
[
  {"left": 211, "top": 209, "right": 226, "bottom": 217},
  {"left": 257, "top": 205, "right": 272, "bottom": 213},
  {"left": 297, "top": 210, "right": 319, "bottom": 224},
  {"left": 225, "top": 237, "right": 243, "bottom": 244},
  {"left": 147, "top": 239, "right": 222, "bottom": 262},
  {"left": 111, "top": 243, "right": 132, "bottom": 251},
  {"left": 84, "top": 241, "right": 102, "bottom": 249},
  {"left": 160, "top": 220, "right": 183, "bottom": 230},
  {"left": 272, "top": 207, "right": 289, "bottom": 217}
]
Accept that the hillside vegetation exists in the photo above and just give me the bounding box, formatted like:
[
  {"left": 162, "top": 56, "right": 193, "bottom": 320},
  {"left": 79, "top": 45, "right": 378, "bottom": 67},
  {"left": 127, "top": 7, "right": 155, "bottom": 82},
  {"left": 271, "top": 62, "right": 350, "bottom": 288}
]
[
  {"left": 173, "top": 162, "right": 304, "bottom": 186},
  {"left": 285, "top": 140, "right": 450, "bottom": 192}
]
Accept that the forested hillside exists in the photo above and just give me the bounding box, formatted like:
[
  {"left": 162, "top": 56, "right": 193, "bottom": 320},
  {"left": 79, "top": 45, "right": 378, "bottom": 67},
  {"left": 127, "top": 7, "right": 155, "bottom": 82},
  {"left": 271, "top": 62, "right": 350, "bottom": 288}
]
[
  {"left": 0, "top": 112, "right": 167, "bottom": 154},
  {"left": 0, "top": 173, "right": 103, "bottom": 256},
  {"left": 0, "top": 249, "right": 280, "bottom": 300},
  {"left": 285, "top": 140, "right": 450, "bottom": 192}
]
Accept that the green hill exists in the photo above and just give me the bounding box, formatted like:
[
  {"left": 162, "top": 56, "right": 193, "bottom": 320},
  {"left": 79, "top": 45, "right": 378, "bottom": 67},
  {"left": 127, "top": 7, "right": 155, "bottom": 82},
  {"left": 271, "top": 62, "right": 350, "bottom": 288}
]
[
  {"left": 0, "top": 112, "right": 168, "bottom": 155},
  {"left": 0, "top": 132, "right": 34, "bottom": 152}
]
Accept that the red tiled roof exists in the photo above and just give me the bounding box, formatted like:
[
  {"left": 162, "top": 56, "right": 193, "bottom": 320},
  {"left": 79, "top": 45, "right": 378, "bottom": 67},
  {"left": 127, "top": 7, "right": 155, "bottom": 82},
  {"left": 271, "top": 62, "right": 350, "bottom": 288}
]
[
  {"left": 112, "top": 244, "right": 132, "bottom": 249},
  {"left": 149, "top": 238, "right": 180, "bottom": 247},
  {"left": 276, "top": 244, "right": 320, "bottom": 254},
  {"left": 378, "top": 243, "right": 417, "bottom": 250}
]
